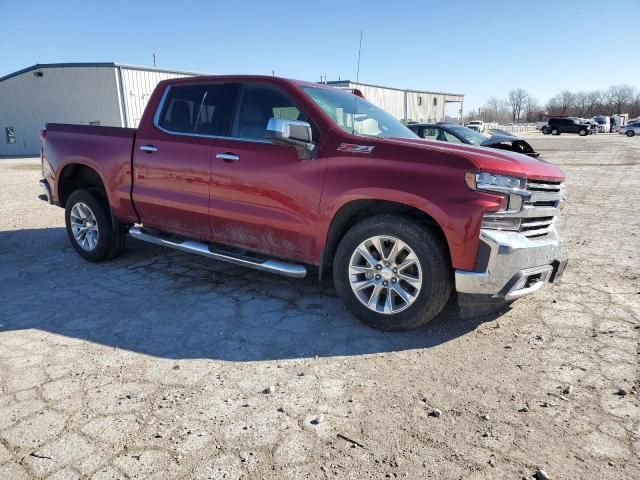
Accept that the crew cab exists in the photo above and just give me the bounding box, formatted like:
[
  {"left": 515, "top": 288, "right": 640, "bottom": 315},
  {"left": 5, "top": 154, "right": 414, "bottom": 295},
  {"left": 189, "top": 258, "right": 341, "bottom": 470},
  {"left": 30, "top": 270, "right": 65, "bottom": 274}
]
[{"left": 38, "top": 75, "right": 567, "bottom": 330}]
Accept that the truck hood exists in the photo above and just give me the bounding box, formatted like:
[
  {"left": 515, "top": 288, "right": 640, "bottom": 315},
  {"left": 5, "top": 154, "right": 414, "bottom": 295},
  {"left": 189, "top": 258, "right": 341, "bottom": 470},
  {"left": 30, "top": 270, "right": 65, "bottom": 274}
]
[{"left": 385, "top": 137, "right": 564, "bottom": 182}]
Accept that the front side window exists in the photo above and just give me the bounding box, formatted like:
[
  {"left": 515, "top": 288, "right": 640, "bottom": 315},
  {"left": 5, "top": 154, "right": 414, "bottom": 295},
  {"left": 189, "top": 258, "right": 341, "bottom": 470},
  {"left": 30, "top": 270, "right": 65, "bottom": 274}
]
[
  {"left": 232, "top": 84, "right": 308, "bottom": 140},
  {"left": 422, "top": 127, "right": 438, "bottom": 140},
  {"left": 158, "top": 84, "right": 229, "bottom": 135},
  {"left": 301, "top": 86, "right": 417, "bottom": 139},
  {"left": 442, "top": 130, "right": 463, "bottom": 143},
  {"left": 448, "top": 126, "right": 487, "bottom": 145}
]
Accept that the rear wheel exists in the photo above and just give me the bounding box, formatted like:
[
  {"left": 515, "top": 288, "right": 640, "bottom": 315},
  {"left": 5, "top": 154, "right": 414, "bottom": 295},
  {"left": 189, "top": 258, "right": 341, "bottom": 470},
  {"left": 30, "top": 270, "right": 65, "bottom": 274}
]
[
  {"left": 551, "top": 128, "right": 560, "bottom": 135},
  {"left": 578, "top": 128, "right": 587, "bottom": 136},
  {"left": 333, "top": 215, "right": 452, "bottom": 331},
  {"left": 541, "top": 127, "right": 550, "bottom": 135},
  {"left": 65, "top": 189, "right": 126, "bottom": 262},
  {"left": 626, "top": 130, "right": 635, "bottom": 137}
]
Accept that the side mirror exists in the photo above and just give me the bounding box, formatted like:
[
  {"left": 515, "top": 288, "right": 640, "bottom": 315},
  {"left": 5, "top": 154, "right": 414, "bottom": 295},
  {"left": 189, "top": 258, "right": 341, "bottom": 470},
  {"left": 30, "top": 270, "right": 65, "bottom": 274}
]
[{"left": 266, "top": 118, "right": 314, "bottom": 152}]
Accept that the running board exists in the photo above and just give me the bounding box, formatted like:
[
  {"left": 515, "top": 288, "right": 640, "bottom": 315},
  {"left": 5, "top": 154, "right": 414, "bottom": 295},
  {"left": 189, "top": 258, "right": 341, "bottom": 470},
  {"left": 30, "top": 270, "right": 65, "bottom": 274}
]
[{"left": 128, "top": 227, "right": 307, "bottom": 278}]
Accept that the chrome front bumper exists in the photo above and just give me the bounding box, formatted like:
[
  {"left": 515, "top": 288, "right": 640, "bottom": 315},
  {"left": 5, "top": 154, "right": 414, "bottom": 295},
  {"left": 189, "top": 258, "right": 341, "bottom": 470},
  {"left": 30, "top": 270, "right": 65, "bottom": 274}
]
[{"left": 455, "top": 228, "right": 566, "bottom": 301}]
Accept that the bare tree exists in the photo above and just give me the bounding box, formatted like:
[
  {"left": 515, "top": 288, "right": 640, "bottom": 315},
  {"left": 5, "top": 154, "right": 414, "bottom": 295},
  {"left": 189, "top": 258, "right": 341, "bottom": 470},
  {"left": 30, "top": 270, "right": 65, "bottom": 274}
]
[
  {"left": 573, "top": 92, "right": 590, "bottom": 117},
  {"left": 605, "top": 85, "right": 636, "bottom": 115},
  {"left": 485, "top": 97, "right": 501, "bottom": 123},
  {"left": 483, "top": 84, "right": 638, "bottom": 121},
  {"left": 559, "top": 91, "right": 576, "bottom": 115},
  {"left": 586, "top": 91, "right": 603, "bottom": 116},
  {"left": 508, "top": 88, "right": 528, "bottom": 123},
  {"left": 524, "top": 96, "right": 541, "bottom": 122},
  {"left": 632, "top": 92, "right": 640, "bottom": 118}
]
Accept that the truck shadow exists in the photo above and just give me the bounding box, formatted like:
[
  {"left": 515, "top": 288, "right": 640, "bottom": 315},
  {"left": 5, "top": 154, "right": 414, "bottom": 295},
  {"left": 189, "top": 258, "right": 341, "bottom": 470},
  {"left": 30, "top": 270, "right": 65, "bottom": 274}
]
[{"left": 0, "top": 228, "right": 508, "bottom": 361}]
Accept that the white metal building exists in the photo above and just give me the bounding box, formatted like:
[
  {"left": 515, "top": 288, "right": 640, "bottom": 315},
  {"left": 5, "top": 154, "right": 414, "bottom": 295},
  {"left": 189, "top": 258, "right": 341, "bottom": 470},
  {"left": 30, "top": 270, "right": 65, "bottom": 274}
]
[
  {"left": 0, "top": 63, "right": 197, "bottom": 155},
  {"left": 326, "top": 80, "right": 464, "bottom": 125},
  {"left": 0, "top": 63, "right": 465, "bottom": 156}
]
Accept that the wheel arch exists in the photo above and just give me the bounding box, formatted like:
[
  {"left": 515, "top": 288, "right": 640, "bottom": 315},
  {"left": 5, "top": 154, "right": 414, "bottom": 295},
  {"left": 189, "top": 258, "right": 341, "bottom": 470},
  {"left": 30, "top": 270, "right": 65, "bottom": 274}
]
[
  {"left": 57, "top": 163, "right": 108, "bottom": 207},
  {"left": 318, "top": 198, "right": 450, "bottom": 281},
  {"left": 56, "top": 163, "right": 124, "bottom": 231}
]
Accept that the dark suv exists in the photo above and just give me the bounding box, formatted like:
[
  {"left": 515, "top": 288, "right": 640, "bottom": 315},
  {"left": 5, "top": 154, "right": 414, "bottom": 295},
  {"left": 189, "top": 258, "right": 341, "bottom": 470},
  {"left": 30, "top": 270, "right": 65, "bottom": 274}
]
[{"left": 542, "top": 117, "right": 592, "bottom": 136}]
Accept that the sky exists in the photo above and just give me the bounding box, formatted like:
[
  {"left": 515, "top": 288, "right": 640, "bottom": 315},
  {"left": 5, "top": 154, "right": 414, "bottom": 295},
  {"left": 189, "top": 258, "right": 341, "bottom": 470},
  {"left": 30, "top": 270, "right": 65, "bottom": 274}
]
[{"left": 1, "top": 0, "right": 639, "bottom": 113}]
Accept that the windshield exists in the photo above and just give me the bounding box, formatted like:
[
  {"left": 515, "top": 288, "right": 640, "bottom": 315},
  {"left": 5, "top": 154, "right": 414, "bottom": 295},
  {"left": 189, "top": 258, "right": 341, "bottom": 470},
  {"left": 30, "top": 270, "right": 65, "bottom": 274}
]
[
  {"left": 594, "top": 118, "right": 606, "bottom": 124},
  {"left": 447, "top": 126, "right": 488, "bottom": 145},
  {"left": 301, "top": 86, "right": 417, "bottom": 139}
]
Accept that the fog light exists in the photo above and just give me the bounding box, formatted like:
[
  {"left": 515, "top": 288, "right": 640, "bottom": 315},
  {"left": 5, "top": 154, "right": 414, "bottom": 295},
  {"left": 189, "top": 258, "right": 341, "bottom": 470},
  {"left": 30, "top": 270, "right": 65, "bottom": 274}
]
[{"left": 481, "top": 215, "right": 521, "bottom": 231}]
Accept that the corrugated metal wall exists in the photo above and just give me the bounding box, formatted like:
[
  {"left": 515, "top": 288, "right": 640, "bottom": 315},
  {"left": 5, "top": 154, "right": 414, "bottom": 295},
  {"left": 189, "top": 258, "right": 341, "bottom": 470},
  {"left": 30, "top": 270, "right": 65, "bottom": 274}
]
[
  {"left": 332, "top": 81, "right": 462, "bottom": 124},
  {"left": 406, "top": 91, "right": 444, "bottom": 123},
  {"left": 119, "top": 67, "right": 192, "bottom": 127},
  {"left": 350, "top": 83, "right": 406, "bottom": 120},
  {"left": 0, "top": 66, "right": 121, "bottom": 155}
]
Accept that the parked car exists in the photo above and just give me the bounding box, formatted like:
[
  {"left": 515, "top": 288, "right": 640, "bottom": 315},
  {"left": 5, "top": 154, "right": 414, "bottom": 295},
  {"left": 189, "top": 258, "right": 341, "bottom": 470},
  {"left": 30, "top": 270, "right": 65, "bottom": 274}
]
[
  {"left": 466, "top": 120, "right": 484, "bottom": 132},
  {"left": 38, "top": 75, "right": 566, "bottom": 331},
  {"left": 592, "top": 115, "right": 610, "bottom": 133},
  {"left": 407, "top": 123, "right": 540, "bottom": 157},
  {"left": 618, "top": 122, "right": 640, "bottom": 137},
  {"left": 542, "top": 117, "right": 592, "bottom": 136},
  {"left": 535, "top": 121, "right": 548, "bottom": 131}
]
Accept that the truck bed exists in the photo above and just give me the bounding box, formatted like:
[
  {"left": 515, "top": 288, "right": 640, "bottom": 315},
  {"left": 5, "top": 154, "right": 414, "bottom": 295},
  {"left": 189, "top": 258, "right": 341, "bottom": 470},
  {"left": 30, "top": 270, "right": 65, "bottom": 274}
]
[{"left": 42, "top": 123, "right": 139, "bottom": 223}]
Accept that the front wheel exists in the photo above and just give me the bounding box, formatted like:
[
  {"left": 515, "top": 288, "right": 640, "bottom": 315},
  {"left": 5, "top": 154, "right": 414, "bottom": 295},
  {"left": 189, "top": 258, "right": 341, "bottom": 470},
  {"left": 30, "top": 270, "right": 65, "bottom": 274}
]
[
  {"left": 551, "top": 128, "right": 560, "bottom": 135},
  {"left": 65, "top": 189, "right": 126, "bottom": 262},
  {"left": 333, "top": 215, "right": 452, "bottom": 331},
  {"left": 626, "top": 130, "right": 635, "bottom": 137},
  {"left": 541, "top": 127, "right": 550, "bottom": 135},
  {"left": 578, "top": 128, "right": 587, "bottom": 136}
]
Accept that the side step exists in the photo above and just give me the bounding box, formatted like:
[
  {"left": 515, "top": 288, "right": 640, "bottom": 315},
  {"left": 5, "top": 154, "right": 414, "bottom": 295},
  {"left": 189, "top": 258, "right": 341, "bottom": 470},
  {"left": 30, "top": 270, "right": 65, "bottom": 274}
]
[{"left": 128, "top": 227, "right": 307, "bottom": 278}]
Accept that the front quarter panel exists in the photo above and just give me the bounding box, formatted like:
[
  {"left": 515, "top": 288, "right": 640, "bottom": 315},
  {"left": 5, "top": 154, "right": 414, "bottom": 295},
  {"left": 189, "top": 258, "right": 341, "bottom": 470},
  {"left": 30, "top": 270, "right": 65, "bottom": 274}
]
[{"left": 315, "top": 140, "right": 503, "bottom": 271}]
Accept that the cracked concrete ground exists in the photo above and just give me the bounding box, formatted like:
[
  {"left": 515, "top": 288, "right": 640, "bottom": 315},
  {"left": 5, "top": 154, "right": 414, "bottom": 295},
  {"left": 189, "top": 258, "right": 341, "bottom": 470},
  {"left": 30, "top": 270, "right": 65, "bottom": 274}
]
[{"left": 0, "top": 134, "right": 638, "bottom": 479}]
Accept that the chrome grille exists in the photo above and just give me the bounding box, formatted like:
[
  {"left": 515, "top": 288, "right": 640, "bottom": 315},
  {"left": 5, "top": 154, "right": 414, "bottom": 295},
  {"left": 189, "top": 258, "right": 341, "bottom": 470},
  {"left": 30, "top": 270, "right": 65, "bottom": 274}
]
[{"left": 520, "top": 179, "right": 564, "bottom": 238}]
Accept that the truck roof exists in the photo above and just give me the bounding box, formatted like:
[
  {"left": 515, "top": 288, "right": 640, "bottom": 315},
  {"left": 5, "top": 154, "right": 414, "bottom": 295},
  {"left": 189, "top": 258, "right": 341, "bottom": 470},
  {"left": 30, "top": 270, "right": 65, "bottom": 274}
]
[{"left": 157, "top": 74, "right": 337, "bottom": 91}]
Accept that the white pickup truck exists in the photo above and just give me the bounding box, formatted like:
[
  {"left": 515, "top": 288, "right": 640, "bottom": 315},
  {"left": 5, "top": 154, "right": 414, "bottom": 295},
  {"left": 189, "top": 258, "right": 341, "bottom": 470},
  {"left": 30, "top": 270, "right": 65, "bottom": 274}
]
[{"left": 466, "top": 120, "right": 484, "bottom": 132}]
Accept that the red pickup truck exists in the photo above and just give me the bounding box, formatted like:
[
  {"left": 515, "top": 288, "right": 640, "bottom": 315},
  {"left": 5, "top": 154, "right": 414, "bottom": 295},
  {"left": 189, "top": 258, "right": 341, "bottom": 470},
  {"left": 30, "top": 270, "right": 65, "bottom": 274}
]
[{"left": 38, "top": 75, "right": 566, "bottom": 330}]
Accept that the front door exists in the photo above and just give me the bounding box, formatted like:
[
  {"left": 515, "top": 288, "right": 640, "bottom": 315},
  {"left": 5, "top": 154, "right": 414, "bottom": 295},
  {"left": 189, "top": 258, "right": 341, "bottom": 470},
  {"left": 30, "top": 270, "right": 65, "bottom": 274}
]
[
  {"left": 132, "top": 82, "right": 235, "bottom": 239},
  {"left": 208, "top": 83, "right": 326, "bottom": 262}
]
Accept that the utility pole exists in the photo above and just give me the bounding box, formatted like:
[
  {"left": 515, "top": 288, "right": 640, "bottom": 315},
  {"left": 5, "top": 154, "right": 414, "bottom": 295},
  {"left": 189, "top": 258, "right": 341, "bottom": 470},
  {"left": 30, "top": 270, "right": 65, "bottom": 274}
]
[{"left": 152, "top": 54, "right": 156, "bottom": 67}]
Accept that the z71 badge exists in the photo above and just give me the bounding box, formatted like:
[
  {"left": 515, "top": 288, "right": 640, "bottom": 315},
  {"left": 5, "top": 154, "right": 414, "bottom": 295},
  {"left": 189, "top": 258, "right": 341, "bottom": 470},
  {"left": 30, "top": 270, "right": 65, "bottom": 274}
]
[{"left": 337, "top": 143, "right": 375, "bottom": 154}]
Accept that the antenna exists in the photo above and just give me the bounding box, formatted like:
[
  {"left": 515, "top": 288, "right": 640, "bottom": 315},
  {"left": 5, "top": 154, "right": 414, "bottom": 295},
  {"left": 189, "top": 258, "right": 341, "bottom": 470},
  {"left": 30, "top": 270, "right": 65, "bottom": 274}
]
[
  {"left": 352, "top": 29, "right": 363, "bottom": 135},
  {"left": 152, "top": 53, "right": 156, "bottom": 67},
  {"left": 356, "top": 30, "right": 363, "bottom": 84}
]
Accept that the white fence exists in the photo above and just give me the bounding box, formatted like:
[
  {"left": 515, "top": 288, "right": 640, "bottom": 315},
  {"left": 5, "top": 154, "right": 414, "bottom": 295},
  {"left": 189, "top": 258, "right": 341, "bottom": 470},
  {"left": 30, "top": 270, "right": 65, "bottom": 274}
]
[{"left": 482, "top": 123, "right": 538, "bottom": 134}]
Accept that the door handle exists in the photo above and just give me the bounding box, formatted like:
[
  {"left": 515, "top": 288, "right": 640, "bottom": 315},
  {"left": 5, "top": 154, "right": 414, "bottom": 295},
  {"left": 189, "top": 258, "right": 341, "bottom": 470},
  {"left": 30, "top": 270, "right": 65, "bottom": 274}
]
[
  {"left": 140, "top": 145, "right": 158, "bottom": 153},
  {"left": 216, "top": 153, "right": 240, "bottom": 162}
]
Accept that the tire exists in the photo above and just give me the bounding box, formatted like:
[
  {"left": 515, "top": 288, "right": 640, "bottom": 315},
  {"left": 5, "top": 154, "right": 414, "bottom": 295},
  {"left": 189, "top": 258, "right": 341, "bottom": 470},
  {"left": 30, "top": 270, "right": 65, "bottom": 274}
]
[
  {"left": 551, "top": 128, "right": 560, "bottom": 135},
  {"left": 542, "top": 127, "right": 550, "bottom": 135},
  {"left": 626, "top": 130, "right": 635, "bottom": 137},
  {"left": 332, "top": 215, "right": 452, "bottom": 331},
  {"left": 64, "top": 188, "right": 126, "bottom": 262},
  {"left": 578, "top": 129, "right": 587, "bottom": 136}
]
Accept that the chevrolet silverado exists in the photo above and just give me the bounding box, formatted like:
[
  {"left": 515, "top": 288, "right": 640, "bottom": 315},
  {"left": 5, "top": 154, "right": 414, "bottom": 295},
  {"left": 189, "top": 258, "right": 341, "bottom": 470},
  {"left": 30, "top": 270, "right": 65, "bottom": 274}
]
[{"left": 38, "top": 75, "right": 567, "bottom": 330}]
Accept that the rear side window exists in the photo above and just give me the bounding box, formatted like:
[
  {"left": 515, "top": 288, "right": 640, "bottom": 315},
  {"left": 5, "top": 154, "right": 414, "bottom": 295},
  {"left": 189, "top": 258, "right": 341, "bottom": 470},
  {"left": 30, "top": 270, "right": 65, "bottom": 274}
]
[
  {"left": 232, "top": 84, "right": 309, "bottom": 140},
  {"left": 157, "top": 84, "right": 229, "bottom": 136}
]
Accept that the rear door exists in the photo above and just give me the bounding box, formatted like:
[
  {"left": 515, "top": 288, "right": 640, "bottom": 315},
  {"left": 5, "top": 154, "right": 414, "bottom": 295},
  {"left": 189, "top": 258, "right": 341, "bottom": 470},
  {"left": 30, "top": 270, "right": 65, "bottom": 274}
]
[
  {"left": 208, "top": 82, "right": 326, "bottom": 261},
  {"left": 132, "top": 82, "right": 236, "bottom": 239}
]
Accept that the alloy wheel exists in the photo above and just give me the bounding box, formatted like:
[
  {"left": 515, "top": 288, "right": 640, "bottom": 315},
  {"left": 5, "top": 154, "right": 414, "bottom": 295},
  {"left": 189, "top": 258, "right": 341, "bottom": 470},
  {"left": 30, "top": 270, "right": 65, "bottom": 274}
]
[
  {"left": 70, "top": 202, "right": 99, "bottom": 251},
  {"left": 348, "top": 235, "right": 423, "bottom": 314}
]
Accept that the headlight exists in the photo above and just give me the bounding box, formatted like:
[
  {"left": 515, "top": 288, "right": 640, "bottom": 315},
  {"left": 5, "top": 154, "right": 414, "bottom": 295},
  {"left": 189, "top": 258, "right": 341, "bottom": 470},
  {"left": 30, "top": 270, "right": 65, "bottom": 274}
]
[
  {"left": 465, "top": 172, "right": 526, "bottom": 194},
  {"left": 466, "top": 172, "right": 529, "bottom": 231}
]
